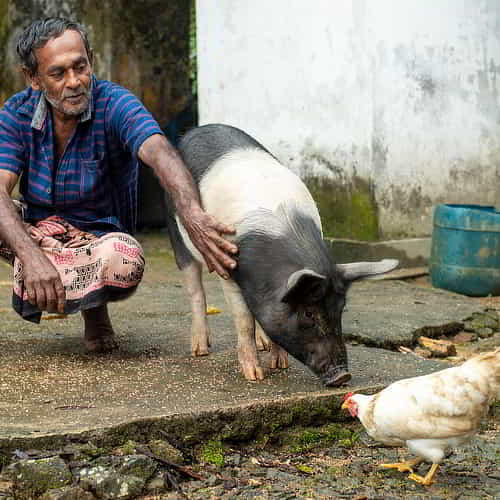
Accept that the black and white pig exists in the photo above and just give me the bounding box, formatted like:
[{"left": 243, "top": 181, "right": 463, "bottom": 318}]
[{"left": 165, "top": 124, "right": 398, "bottom": 387}]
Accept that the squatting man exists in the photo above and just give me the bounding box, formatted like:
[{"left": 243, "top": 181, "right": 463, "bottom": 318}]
[{"left": 0, "top": 17, "right": 237, "bottom": 352}]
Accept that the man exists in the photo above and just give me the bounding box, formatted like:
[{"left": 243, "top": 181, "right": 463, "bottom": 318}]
[{"left": 0, "top": 17, "right": 237, "bottom": 352}]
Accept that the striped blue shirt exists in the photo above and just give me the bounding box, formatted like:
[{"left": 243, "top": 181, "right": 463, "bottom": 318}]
[{"left": 0, "top": 75, "right": 164, "bottom": 234}]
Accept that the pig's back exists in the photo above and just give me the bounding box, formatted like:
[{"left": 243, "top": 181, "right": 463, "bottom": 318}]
[{"left": 179, "top": 124, "right": 320, "bottom": 228}]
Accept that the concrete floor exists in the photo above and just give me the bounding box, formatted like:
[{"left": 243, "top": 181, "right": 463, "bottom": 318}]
[{"left": 0, "top": 232, "right": 495, "bottom": 450}]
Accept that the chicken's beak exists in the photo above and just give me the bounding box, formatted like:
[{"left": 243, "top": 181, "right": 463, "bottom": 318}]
[{"left": 341, "top": 400, "right": 349, "bottom": 410}]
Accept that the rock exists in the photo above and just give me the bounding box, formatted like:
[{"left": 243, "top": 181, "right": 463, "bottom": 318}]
[
  {"left": 95, "top": 474, "right": 145, "bottom": 500},
  {"left": 224, "top": 453, "right": 242, "bottom": 466},
  {"left": 147, "top": 440, "right": 184, "bottom": 464},
  {"left": 471, "top": 312, "right": 499, "bottom": 329},
  {"left": 112, "top": 441, "right": 138, "bottom": 456},
  {"left": 482, "top": 308, "right": 499, "bottom": 321},
  {"left": 414, "top": 347, "right": 432, "bottom": 358},
  {"left": 117, "top": 455, "right": 157, "bottom": 481},
  {"left": 417, "top": 336, "right": 457, "bottom": 357},
  {"left": 476, "top": 327, "right": 494, "bottom": 338},
  {"left": 0, "top": 479, "right": 14, "bottom": 495},
  {"left": 145, "top": 474, "right": 166, "bottom": 492},
  {"left": 2, "top": 457, "right": 71, "bottom": 496},
  {"left": 40, "top": 486, "right": 96, "bottom": 500},
  {"left": 452, "top": 332, "right": 477, "bottom": 343}
]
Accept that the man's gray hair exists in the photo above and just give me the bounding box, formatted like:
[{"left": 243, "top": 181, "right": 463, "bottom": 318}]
[{"left": 16, "top": 17, "right": 91, "bottom": 77}]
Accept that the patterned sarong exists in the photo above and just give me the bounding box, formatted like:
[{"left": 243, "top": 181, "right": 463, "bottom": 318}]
[{"left": 0, "top": 215, "right": 145, "bottom": 323}]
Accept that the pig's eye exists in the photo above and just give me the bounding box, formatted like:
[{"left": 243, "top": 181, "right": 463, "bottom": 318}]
[{"left": 299, "top": 308, "right": 316, "bottom": 327}]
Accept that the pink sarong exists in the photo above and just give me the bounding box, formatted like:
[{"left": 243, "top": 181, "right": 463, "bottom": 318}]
[{"left": 1, "top": 216, "right": 145, "bottom": 323}]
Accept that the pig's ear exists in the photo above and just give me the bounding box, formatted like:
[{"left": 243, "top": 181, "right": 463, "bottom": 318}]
[
  {"left": 280, "top": 269, "right": 326, "bottom": 304},
  {"left": 337, "top": 259, "right": 399, "bottom": 282}
]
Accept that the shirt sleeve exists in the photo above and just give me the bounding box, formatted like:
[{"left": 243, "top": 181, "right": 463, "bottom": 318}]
[
  {"left": 105, "top": 85, "right": 165, "bottom": 157},
  {"left": 0, "top": 104, "right": 25, "bottom": 176}
]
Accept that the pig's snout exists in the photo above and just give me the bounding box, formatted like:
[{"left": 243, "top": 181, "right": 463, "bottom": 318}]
[{"left": 321, "top": 366, "right": 351, "bottom": 387}]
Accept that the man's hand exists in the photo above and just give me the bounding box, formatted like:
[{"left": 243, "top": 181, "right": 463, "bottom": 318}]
[
  {"left": 139, "top": 134, "right": 239, "bottom": 279},
  {"left": 182, "top": 205, "right": 237, "bottom": 280},
  {"left": 0, "top": 171, "right": 66, "bottom": 312},
  {"left": 21, "top": 251, "right": 66, "bottom": 314}
]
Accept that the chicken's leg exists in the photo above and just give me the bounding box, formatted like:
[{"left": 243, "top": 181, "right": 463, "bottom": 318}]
[
  {"left": 378, "top": 457, "right": 423, "bottom": 473},
  {"left": 408, "top": 463, "right": 439, "bottom": 486}
]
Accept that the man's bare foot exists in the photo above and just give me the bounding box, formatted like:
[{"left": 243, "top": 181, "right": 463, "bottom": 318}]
[{"left": 82, "top": 304, "right": 118, "bottom": 353}]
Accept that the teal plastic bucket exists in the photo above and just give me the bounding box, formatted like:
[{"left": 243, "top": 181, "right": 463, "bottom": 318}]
[
  {"left": 429, "top": 204, "right": 500, "bottom": 297},
  {"left": 430, "top": 204, "right": 500, "bottom": 296}
]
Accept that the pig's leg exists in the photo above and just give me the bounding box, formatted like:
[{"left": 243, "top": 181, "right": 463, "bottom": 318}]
[
  {"left": 182, "top": 260, "right": 211, "bottom": 356},
  {"left": 221, "top": 279, "right": 265, "bottom": 381},
  {"left": 255, "top": 321, "right": 271, "bottom": 351}
]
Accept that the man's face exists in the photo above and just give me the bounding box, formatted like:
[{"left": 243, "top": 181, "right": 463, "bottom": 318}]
[{"left": 30, "top": 29, "right": 92, "bottom": 119}]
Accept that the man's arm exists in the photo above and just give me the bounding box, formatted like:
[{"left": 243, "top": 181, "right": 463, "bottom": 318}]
[
  {"left": 138, "top": 133, "right": 237, "bottom": 279},
  {"left": 0, "top": 170, "right": 65, "bottom": 313}
]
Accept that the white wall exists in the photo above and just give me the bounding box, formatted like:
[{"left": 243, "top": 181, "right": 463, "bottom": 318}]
[{"left": 196, "top": 0, "right": 500, "bottom": 238}]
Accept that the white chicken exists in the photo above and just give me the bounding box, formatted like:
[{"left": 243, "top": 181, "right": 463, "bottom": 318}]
[{"left": 341, "top": 347, "right": 500, "bottom": 485}]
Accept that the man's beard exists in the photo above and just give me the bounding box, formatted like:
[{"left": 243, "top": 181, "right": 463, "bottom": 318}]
[{"left": 42, "top": 84, "right": 91, "bottom": 117}]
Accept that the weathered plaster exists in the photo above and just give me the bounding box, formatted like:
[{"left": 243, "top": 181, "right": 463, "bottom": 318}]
[{"left": 197, "top": 0, "right": 500, "bottom": 240}]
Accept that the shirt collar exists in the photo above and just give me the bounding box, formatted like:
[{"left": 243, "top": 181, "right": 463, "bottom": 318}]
[{"left": 31, "top": 76, "right": 94, "bottom": 130}]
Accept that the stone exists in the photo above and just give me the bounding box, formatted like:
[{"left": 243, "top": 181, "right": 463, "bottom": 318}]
[
  {"left": 224, "top": 453, "right": 242, "bottom": 466},
  {"left": 145, "top": 474, "right": 167, "bottom": 492},
  {"left": 0, "top": 479, "right": 14, "bottom": 495},
  {"left": 417, "top": 336, "right": 457, "bottom": 357},
  {"left": 452, "top": 332, "right": 477, "bottom": 343},
  {"left": 147, "top": 440, "right": 184, "bottom": 464},
  {"left": 117, "top": 455, "right": 157, "bottom": 481},
  {"left": 2, "top": 457, "right": 71, "bottom": 496},
  {"left": 112, "top": 441, "right": 138, "bottom": 456},
  {"left": 414, "top": 347, "right": 432, "bottom": 358},
  {"left": 95, "top": 474, "right": 145, "bottom": 500},
  {"left": 470, "top": 312, "right": 499, "bottom": 329},
  {"left": 77, "top": 465, "right": 113, "bottom": 490},
  {"left": 476, "top": 327, "right": 494, "bottom": 338},
  {"left": 40, "top": 486, "right": 96, "bottom": 500}
]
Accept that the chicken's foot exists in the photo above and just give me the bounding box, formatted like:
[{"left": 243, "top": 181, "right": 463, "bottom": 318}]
[
  {"left": 408, "top": 463, "right": 439, "bottom": 486},
  {"left": 378, "top": 457, "right": 423, "bottom": 473}
]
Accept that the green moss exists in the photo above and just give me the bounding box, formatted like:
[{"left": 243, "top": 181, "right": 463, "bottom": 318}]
[
  {"left": 114, "top": 439, "right": 137, "bottom": 456},
  {"left": 3, "top": 457, "right": 71, "bottom": 496},
  {"left": 79, "top": 442, "right": 109, "bottom": 458},
  {"left": 296, "top": 464, "right": 315, "bottom": 474},
  {"left": 279, "top": 423, "right": 361, "bottom": 453},
  {"left": 200, "top": 439, "right": 225, "bottom": 467},
  {"left": 305, "top": 176, "right": 379, "bottom": 241}
]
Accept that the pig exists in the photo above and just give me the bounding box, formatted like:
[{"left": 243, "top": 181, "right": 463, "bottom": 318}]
[{"left": 165, "top": 124, "right": 398, "bottom": 386}]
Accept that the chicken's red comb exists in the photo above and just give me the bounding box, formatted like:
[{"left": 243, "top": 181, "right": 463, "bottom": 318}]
[{"left": 343, "top": 392, "right": 354, "bottom": 401}]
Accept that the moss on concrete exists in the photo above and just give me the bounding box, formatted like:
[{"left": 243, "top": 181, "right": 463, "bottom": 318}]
[
  {"left": 199, "top": 439, "right": 225, "bottom": 467},
  {"left": 277, "top": 423, "right": 360, "bottom": 453},
  {"left": 305, "top": 176, "right": 379, "bottom": 241}
]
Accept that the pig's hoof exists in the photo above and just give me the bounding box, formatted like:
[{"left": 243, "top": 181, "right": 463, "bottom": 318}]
[
  {"left": 269, "top": 345, "right": 289, "bottom": 369},
  {"left": 192, "top": 346, "right": 210, "bottom": 356},
  {"left": 323, "top": 370, "right": 351, "bottom": 387},
  {"left": 242, "top": 364, "right": 265, "bottom": 381},
  {"left": 84, "top": 335, "right": 119, "bottom": 354},
  {"left": 255, "top": 328, "right": 272, "bottom": 351}
]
